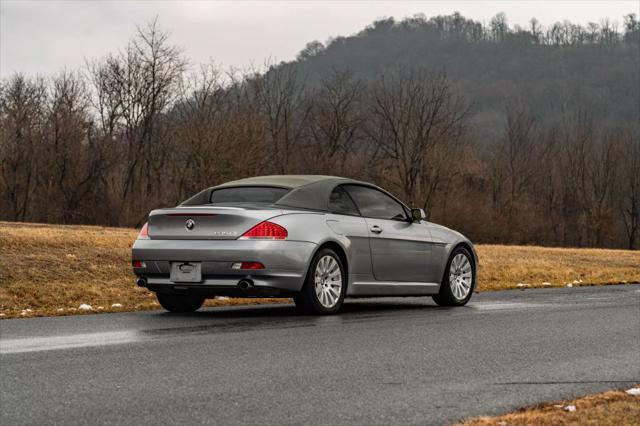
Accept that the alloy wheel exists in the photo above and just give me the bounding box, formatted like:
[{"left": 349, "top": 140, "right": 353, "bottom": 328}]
[
  {"left": 314, "top": 255, "right": 343, "bottom": 308},
  {"left": 448, "top": 253, "right": 473, "bottom": 300}
]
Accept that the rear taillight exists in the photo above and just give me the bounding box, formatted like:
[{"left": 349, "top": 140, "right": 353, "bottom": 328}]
[
  {"left": 138, "top": 222, "right": 149, "bottom": 239},
  {"left": 231, "top": 262, "right": 265, "bottom": 270},
  {"left": 239, "top": 221, "right": 287, "bottom": 240},
  {"left": 132, "top": 260, "right": 146, "bottom": 268}
]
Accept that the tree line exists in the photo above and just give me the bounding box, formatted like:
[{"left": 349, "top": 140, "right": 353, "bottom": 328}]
[{"left": 1, "top": 15, "right": 639, "bottom": 249}]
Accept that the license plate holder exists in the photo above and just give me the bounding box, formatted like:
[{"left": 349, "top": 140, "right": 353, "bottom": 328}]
[{"left": 170, "top": 262, "right": 202, "bottom": 283}]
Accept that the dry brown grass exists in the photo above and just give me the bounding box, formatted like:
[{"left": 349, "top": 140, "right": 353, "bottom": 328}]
[
  {"left": 460, "top": 387, "right": 640, "bottom": 425},
  {"left": 1, "top": 221, "right": 638, "bottom": 319},
  {"left": 0, "top": 221, "right": 285, "bottom": 318},
  {"left": 476, "top": 244, "right": 640, "bottom": 291}
]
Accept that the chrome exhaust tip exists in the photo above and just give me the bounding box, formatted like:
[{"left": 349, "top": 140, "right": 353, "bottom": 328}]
[
  {"left": 238, "top": 279, "right": 254, "bottom": 290},
  {"left": 136, "top": 277, "right": 147, "bottom": 287}
]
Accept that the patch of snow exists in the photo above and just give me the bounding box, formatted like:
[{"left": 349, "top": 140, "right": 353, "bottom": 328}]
[
  {"left": 542, "top": 282, "right": 551, "bottom": 286},
  {"left": 0, "top": 313, "right": 5, "bottom": 317},
  {"left": 626, "top": 387, "right": 640, "bottom": 396},
  {"left": 216, "top": 296, "right": 230, "bottom": 300},
  {"left": 66, "top": 253, "right": 77, "bottom": 259},
  {"left": 578, "top": 279, "right": 583, "bottom": 283},
  {"left": 516, "top": 283, "right": 530, "bottom": 288},
  {"left": 111, "top": 303, "right": 123, "bottom": 308},
  {"left": 566, "top": 283, "right": 573, "bottom": 288},
  {"left": 573, "top": 279, "right": 580, "bottom": 284},
  {"left": 564, "top": 405, "right": 576, "bottom": 412},
  {"left": 97, "top": 306, "right": 104, "bottom": 310},
  {"left": 78, "top": 304, "right": 92, "bottom": 311},
  {"left": 56, "top": 308, "right": 64, "bottom": 312},
  {"left": 553, "top": 404, "right": 564, "bottom": 408}
]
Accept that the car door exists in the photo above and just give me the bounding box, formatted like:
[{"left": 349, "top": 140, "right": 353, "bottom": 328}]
[
  {"left": 342, "top": 185, "right": 433, "bottom": 283},
  {"left": 326, "top": 186, "right": 371, "bottom": 282}
]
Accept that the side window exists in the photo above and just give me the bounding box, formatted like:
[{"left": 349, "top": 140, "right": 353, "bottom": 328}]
[
  {"left": 343, "top": 185, "right": 408, "bottom": 221},
  {"left": 328, "top": 186, "right": 360, "bottom": 216}
]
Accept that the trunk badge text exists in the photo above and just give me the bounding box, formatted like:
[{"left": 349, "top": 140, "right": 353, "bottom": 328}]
[{"left": 185, "top": 219, "right": 195, "bottom": 230}]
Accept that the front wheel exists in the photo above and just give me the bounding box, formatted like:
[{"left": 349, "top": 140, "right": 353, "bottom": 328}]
[
  {"left": 432, "top": 246, "right": 475, "bottom": 307},
  {"left": 294, "top": 248, "right": 346, "bottom": 315},
  {"left": 156, "top": 292, "right": 205, "bottom": 313}
]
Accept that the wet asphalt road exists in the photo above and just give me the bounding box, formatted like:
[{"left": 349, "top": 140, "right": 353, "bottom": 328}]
[{"left": 1, "top": 285, "right": 639, "bottom": 425}]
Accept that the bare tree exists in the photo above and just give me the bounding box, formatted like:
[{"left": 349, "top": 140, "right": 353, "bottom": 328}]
[
  {"left": 368, "top": 68, "right": 470, "bottom": 207},
  {"left": 619, "top": 131, "right": 640, "bottom": 249},
  {"left": 88, "top": 18, "right": 186, "bottom": 224},
  {"left": 42, "top": 71, "right": 106, "bottom": 223},
  {"left": 305, "top": 70, "right": 365, "bottom": 175},
  {"left": 490, "top": 12, "right": 508, "bottom": 41},
  {"left": 489, "top": 105, "right": 538, "bottom": 211},
  {"left": 170, "top": 64, "right": 267, "bottom": 203},
  {"left": 251, "top": 63, "right": 311, "bottom": 174},
  {"left": 0, "top": 75, "right": 46, "bottom": 221}
]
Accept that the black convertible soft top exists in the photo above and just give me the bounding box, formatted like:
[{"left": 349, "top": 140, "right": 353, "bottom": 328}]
[
  {"left": 181, "top": 175, "right": 405, "bottom": 211},
  {"left": 183, "top": 175, "right": 353, "bottom": 210}
]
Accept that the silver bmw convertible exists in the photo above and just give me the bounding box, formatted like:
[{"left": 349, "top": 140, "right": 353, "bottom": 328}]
[{"left": 132, "top": 175, "right": 477, "bottom": 314}]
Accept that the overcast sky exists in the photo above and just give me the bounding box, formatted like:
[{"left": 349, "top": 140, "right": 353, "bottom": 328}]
[{"left": 1, "top": 0, "right": 636, "bottom": 77}]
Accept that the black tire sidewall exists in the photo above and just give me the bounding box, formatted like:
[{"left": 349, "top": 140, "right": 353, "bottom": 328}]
[
  {"left": 438, "top": 247, "right": 475, "bottom": 306},
  {"left": 157, "top": 292, "right": 205, "bottom": 313},
  {"left": 296, "top": 248, "right": 346, "bottom": 314}
]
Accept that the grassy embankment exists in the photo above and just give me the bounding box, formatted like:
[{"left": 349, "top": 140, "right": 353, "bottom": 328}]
[
  {"left": 460, "top": 387, "right": 640, "bottom": 425},
  {"left": 1, "top": 221, "right": 638, "bottom": 318}
]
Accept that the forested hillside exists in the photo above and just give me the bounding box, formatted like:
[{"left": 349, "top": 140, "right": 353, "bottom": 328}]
[
  {"left": 1, "top": 13, "right": 639, "bottom": 248},
  {"left": 290, "top": 13, "right": 639, "bottom": 140}
]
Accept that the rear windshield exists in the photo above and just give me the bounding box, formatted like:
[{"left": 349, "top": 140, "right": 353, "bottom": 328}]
[{"left": 209, "top": 186, "right": 288, "bottom": 204}]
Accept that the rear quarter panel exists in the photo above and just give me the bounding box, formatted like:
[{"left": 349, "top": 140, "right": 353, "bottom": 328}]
[{"left": 268, "top": 212, "right": 373, "bottom": 286}]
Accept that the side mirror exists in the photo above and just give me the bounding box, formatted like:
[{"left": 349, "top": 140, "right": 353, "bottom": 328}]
[{"left": 411, "top": 208, "right": 426, "bottom": 222}]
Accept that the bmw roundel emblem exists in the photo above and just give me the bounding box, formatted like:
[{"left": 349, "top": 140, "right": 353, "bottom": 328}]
[{"left": 185, "top": 219, "right": 195, "bottom": 230}]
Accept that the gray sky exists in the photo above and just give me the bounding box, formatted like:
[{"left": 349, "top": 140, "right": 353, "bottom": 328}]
[{"left": 1, "top": 0, "right": 636, "bottom": 77}]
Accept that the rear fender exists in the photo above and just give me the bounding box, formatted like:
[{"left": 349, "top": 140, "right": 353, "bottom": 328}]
[{"left": 267, "top": 212, "right": 354, "bottom": 278}]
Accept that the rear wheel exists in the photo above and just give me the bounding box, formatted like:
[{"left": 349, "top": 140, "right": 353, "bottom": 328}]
[
  {"left": 156, "top": 292, "right": 205, "bottom": 313},
  {"left": 294, "top": 248, "right": 346, "bottom": 315},
  {"left": 433, "top": 246, "right": 475, "bottom": 307}
]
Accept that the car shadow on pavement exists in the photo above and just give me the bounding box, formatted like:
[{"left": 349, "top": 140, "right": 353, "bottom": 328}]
[
  {"left": 161, "top": 298, "right": 448, "bottom": 319},
  {"left": 146, "top": 300, "right": 456, "bottom": 337}
]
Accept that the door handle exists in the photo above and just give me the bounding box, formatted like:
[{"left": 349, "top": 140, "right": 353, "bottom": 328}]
[{"left": 370, "top": 225, "right": 383, "bottom": 234}]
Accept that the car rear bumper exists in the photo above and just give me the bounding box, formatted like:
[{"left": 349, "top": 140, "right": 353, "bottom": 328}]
[{"left": 131, "top": 239, "right": 317, "bottom": 293}]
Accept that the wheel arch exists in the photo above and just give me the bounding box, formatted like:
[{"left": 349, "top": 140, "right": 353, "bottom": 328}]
[
  {"left": 452, "top": 241, "right": 477, "bottom": 268},
  {"left": 443, "top": 241, "right": 478, "bottom": 288},
  {"left": 310, "top": 240, "right": 349, "bottom": 287}
]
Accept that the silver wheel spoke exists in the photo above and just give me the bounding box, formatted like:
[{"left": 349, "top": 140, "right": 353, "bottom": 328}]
[
  {"left": 326, "top": 291, "right": 335, "bottom": 305},
  {"left": 449, "top": 253, "right": 473, "bottom": 301},
  {"left": 314, "top": 255, "right": 343, "bottom": 308}
]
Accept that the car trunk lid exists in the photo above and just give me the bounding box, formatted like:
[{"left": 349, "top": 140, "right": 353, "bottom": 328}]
[{"left": 147, "top": 206, "right": 282, "bottom": 240}]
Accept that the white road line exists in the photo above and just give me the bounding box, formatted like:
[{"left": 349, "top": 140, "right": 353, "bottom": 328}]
[
  {"left": 0, "top": 330, "right": 149, "bottom": 354},
  {"left": 471, "top": 302, "right": 552, "bottom": 311}
]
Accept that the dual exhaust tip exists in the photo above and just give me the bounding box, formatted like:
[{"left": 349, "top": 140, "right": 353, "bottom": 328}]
[
  {"left": 136, "top": 277, "right": 254, "bottom": 290},
  {"left": 238, "top": 279, "right": 254, "bottom": 290}
]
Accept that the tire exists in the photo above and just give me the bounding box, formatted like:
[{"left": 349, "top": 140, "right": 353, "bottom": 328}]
[
  {"left": 433, "top": 246, "right": 475, "bottom": 307},
  {"left": 156, "top": 292, "right": 205, "bottom": 313},
  {"left": 294, "top": 248, "right": 346, "bottom": 315}
]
